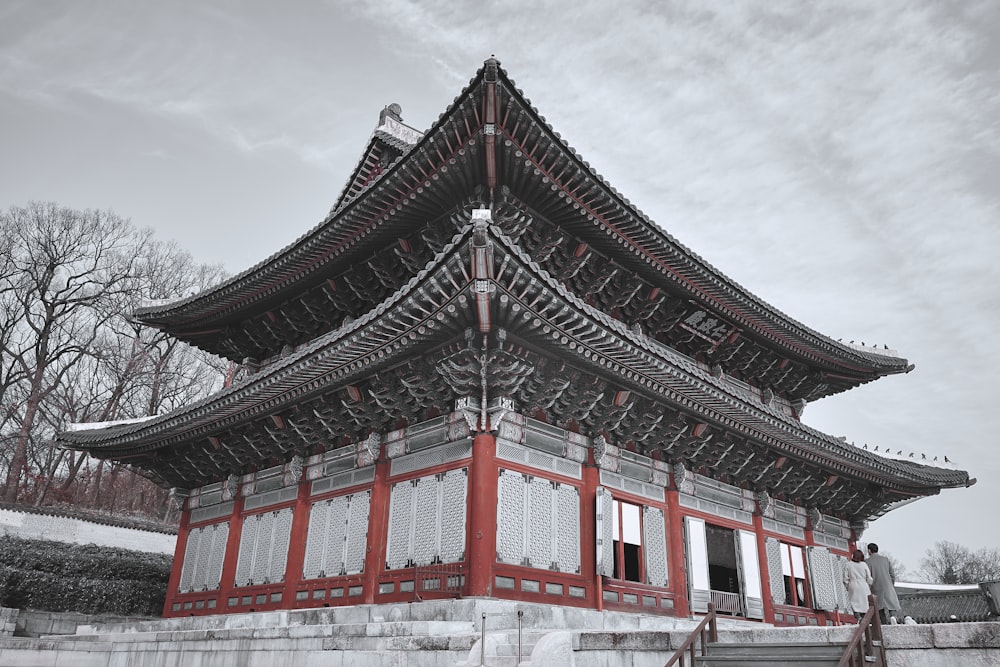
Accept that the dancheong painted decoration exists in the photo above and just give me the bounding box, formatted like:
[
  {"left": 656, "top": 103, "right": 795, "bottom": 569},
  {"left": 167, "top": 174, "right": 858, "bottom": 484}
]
[{"left": 59, "top": 58, "right": 972, "bottom": 625}]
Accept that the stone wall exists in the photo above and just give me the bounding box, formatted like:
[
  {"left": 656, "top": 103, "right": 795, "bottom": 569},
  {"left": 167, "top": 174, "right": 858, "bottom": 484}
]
[
  {"left": 565, "top": 621, "right": 1000, "bottom": 667},
  {"left": 0, "top": 506, "right": 175, "bottom": 554},
  {"left": 0, "top": 607, "right": 16, "bottom": 637}
]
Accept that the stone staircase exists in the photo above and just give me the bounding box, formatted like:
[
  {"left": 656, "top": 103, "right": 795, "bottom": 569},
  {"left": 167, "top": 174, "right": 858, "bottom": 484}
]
[
  {"left": 694, "top": 640, "right": 853, "bottom": 666},
  {"left": 2, "top": 603, "right": 996, "bottom": 666}
]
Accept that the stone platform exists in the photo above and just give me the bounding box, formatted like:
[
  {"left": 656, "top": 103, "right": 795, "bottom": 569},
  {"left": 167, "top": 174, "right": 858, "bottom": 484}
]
[{"left": 0, "top": 599, "right": 997, "bottom": 666}]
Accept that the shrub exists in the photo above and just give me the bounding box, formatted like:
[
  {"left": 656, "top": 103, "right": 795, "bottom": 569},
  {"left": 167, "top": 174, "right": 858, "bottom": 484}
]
[{"left": 0, "top": 535, "right": 171, "bottom": 616}]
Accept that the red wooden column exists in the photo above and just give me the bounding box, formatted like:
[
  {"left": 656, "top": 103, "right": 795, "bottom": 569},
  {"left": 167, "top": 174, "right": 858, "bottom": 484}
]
[
  {"left": 163, "top": 503, "right": 191, "bottom": 615},
  {"left": 664, "top": 487, "right": 690, "bottom": 617},
  {"left": 752, "top": 512, "right": 775, "bottom": 623},
  {"left": 580, "top": 461, "right": 599, "bottom": 609},
  {"left": 282, "top": 478, "right": 312, "bottom": 603},
  {"left": 218, "top": 495, "right": 246, "bottom": 607},
  {"left": 363, "top": 446, "right": 391, "bottom": 604},
  {"left": 466, "top": 432, "right": 498, "bottom": 597}
]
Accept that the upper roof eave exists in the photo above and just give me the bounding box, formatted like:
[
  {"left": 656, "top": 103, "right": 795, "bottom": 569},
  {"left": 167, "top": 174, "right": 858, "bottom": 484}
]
[{"left": 133, "top": 59, "right": 906, "bottom": 383}]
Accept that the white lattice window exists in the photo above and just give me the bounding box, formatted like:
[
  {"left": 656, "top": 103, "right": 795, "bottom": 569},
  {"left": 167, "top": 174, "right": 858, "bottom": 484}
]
[
  {"left": 234, "top": 507, "right": 293, "bottom": 587},
  {"left": 178, "top": 522, "right": 229, "bottom": 593},
  {"left": 385, "top": 468, "right": 468, "bottom": 569},
  {"left": 496, "top": 469, "right": 580, "bottom": 573},
  {"left": 302, "top": 490, "right": 371, "bottom": 579}
]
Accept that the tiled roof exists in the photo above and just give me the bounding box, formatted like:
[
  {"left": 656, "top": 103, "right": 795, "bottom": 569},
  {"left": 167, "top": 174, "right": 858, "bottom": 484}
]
[
  {"left": 131, "top": 59, "right": 909, "bottom": 395},
  {"left": 898, "top": 587, "right": 996, "bottom": 623}
]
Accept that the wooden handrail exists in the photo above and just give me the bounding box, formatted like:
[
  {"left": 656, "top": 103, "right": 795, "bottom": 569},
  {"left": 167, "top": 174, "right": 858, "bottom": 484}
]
[
  {"left": 837, "top": 595, "right": 887, "bottom": 667},
  {"left": 664, "top": 603, "right": 718, "bottom": 667}
]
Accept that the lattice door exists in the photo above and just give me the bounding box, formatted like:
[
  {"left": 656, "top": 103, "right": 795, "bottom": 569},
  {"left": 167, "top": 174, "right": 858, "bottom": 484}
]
[
  {"left": 643, "top": 507, "right": 668, "bottom": 587},
  {"left": 806, "top": 546, "right": 839, "bottom": 612},
  {"left": 595, "top": 486, "right": 615, "bottom": 577},
  {"left": 496, "top": 469, "right": 526, "bottom": 565},
  {"left": 765, "top": 536, "right": 786, "bottom": 606}
]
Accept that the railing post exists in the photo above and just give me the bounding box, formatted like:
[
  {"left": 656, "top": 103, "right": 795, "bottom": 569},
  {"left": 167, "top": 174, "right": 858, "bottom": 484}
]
[
  {"left": 481, "top": 612, "right": 487, "bottom": 666},
  {"left": 517, "top": 609, "right": 523, "bottom": 665}
]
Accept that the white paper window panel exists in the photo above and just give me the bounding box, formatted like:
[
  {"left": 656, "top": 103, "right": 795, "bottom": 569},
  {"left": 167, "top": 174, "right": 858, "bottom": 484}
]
[
  {"left": 684, "top": 516, "right": 710, "bottom": 591},
  {"left": 678, "top": 494, "right": 752, "bottom": 525},
  {"left": 738, "top": 530, "right": 763, "bottom": 599},
  {"left": 310, "top": 466, "right": 376, "bottom": 496},
  {"left": 614, "top": 501, "right": 642, "bottom": 545},
  {"left": 389, "top": 440, "right": 472, "bottom": 476},
  {"left": 600, "top": 470, "right": 664, "bottom": 502},
  {"left": 189, "top": 501, "right": 234, "bottom": 524},
  {"left": 496, "top": 439, "right": 582, "bottom": 479},
  {"left": 762, "top": 518, "right": 806, "bottom": 540}
]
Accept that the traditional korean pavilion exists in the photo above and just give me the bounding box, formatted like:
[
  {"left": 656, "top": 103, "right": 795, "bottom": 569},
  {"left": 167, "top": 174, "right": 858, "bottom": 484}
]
[{"left": 59, "top": 59, "right": 971, "bottom": 625}]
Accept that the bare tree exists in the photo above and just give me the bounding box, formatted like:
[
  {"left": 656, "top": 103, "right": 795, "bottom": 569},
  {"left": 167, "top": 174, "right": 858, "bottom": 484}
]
[
  {"left": 0, "top": 202, "right": 226, "bottom": 518},
  {"left": 0, "top": 203, "right": 149, "bottom": 502},
  {"left": 918, "top": 541, "right": 1000, "bottom": 584}
]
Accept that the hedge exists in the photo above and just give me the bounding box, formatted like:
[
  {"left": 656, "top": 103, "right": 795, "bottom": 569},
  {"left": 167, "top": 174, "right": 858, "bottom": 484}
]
[{"left": 0, "top": 535, "right": 171, "bottom": 616}]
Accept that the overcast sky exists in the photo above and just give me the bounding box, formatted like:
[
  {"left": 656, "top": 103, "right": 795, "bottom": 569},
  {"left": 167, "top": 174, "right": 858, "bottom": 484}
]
[{"left": 2, "top": 1, "right": 997, "bottom": 575}]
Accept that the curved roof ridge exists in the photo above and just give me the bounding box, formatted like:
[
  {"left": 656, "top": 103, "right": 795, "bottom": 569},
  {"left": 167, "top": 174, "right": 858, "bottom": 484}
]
[
  {"left": 133, "top": 63, "right": 493, "bottom": 325},
  {"left": 491, "top": 64, "right": 910, "bottom": 375}
]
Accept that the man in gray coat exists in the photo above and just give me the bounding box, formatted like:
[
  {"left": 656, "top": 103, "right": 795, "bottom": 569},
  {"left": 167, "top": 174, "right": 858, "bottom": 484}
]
[{"left": 867, "top": 543, "right": 901, "bottom": 623}]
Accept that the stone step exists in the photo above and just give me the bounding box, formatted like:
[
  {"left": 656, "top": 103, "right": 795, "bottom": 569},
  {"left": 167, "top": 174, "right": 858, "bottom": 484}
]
[
  {"left": 706, "top": 641, "right": 847, "bottom": 658},
  {"left": 695, "top": 660, "right": 843, "bottom": 667},
  {"left": 71, "top": 618, "right": 479, "bottom": 645}
]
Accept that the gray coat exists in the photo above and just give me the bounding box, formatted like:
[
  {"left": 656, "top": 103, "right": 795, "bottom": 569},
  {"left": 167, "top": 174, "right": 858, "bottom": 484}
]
[{"left": 867, "top": 553, "right": 901, "bottom": 611}]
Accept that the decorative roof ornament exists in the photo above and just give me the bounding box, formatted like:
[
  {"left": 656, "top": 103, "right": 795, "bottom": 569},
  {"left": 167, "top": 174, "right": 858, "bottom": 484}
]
[
  {"left": 285, "top": 455, "right": 304, "bottom": 485},
  {"left": 224, "top": 474, "right": 240, "bottom": 500},
  {"left": 807, "top": 506, "right": 823, "bottom": 531},
  {"left": 593, "top": 435, "right": 618, "bottom": 470},
  {"left": 673, "top": 462, "right": 695, "bottom": 495},
  {"left": 484, "top": 55, "right": 499, "bottom": 82},
  {"left": 375, "top": 102, "right": 422, "bottom": 145},
  {"left": 379, "top": 103, "right": 403, "bottom": 124},
  {"left": 358, "top": 432, "right": 380, "bottom": 467},
  {"left": 755, "top": 489, "right": 775, "bottom": 518},
  {"left": 850, "top": 517, "right": 869, "bottom": 540}
]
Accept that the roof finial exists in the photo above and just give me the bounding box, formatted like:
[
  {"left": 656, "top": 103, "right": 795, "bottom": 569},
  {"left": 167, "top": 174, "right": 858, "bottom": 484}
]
[
  {"left": 379, "top": 103, "right": 403, "bottom": 125},
  {"left": 484, "top": 56, "right": 499, "bottom": 82}
]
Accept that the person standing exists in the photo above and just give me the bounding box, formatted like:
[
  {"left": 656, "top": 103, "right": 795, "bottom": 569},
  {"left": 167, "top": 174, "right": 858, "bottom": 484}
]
[
  {"left": 844, "top": 549, "right": 874, "bottom": 621},
  {"left": 867, "top": 543, "right": 902, "bottom": 623}
]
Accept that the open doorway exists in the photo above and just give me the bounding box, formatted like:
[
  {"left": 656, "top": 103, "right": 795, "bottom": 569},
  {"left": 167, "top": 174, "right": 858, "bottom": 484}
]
[
  {"left": 684, "top": 517, "right": 764, "bottom": 618},
  {"left": 705, "top": 524, "right": 741, "bottom": 613}
]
